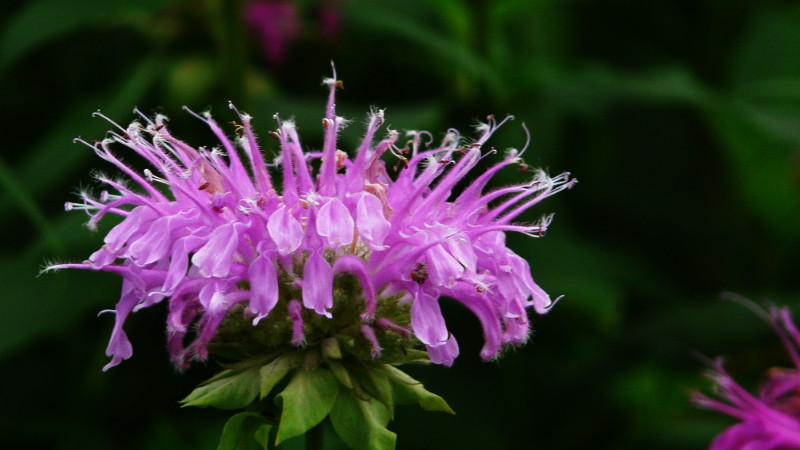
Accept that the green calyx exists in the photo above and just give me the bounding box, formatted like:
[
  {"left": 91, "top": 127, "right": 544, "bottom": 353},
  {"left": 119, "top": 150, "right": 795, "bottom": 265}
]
[
  {"left": 181, "top": 351, "right": 454, "bottom": 450},
  {"left": 211, "top": 272, "right": 418, "bottom": 366},
  {"left": 180, "top": 272, "right": 453, "bottom": 449}
]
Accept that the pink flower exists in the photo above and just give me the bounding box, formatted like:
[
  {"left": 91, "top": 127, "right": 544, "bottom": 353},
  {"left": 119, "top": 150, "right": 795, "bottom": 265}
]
[
  {"left": 243, "top": 1, "right": 301, "bottom": 64},
  {"left": 694, "top": 304, "right": 800, "bottom": 449},
  {"left": 243, "top": 0, "right": 343, "bottom": 64},
  {"left": 48, "top": 69, "right": 575, "bottom": 371}
]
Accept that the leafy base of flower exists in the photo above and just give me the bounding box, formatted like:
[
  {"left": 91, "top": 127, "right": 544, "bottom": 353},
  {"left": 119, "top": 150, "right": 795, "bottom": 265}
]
[
  {"left": 181, "top": 255, "right": 445, "bottom": 449},
  {"left": 205, "top": 266, "right": 419, "bottom": 363},
  {"left": 181, "top": 343, "right": 452, "bottom": 450}
]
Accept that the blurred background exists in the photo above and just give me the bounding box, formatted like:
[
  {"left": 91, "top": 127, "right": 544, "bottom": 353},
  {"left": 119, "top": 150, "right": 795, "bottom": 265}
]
[{"left": 2, "top": 0, "right": 800, "bottom": 448}]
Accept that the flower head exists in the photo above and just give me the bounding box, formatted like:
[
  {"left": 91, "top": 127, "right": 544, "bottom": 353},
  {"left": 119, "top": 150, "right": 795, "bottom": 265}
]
[
  {"left": 49, "top": 70, "right": 575, "bottom": 371},
  {"left": 693, "top": 303, "right": 800, "bottom": 449}
]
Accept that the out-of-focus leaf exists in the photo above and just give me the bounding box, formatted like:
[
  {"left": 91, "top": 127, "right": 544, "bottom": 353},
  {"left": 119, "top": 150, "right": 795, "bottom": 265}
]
[
  {"left": 165, "top": 55, "right": 218, "bottom": 107},
  {"left": 729, "top": 7, "right": 800, "bottom": 87},
  {"left": 735, "top": 78, "right": 800, "bottom": 103},
  {"left": 706, "top": 101, "right": 800, "bottom": 242},
  {"left": 708, "top": 4, "right": 800, "bottom": 243},
  {"left": 486, "top": 0, "right": 570, "bottom": 77},
  {"left": 608, "top": 364, "right": 719, "bottom": 448},
  {"left": 516, "top": 229, "right": 676, "bottom": 334},
  {"left": 345, "top": 0, "right": 503, "bottom": 98},
  {"left": 0, "top": 155, "right": 61, "bottom": 253},
  {"left": 0, "top": 0, "right": 173, "bottom": 71},
  {"left": 530, "top": 63, "right": 711, "bottom": 114},
  {"left": 0, "top": 213, "right": 118, "bottom": 359},
  {"left": 0, "top": 56, "right": 161, "bottom": 227}
]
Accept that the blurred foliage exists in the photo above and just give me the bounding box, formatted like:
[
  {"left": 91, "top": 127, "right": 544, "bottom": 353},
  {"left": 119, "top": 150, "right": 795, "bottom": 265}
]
[{"left": 1, "top": 0, "right": 800, "bottom": 448}]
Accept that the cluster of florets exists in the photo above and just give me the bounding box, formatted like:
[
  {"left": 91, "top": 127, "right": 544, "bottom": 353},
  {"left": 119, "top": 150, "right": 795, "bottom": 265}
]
[
  {"left": 48, "top": 73, "right": 575, "bottom": 371},
  {"left": 694, "top": 304, "right": 800, "bottom": 449}
]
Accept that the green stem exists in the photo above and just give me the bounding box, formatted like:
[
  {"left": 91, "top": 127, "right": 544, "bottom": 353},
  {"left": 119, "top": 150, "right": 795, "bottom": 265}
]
[
  {"left": 205, "top": 0, "right": 248, "bottom": 105},
  {"left": 0, "top": 155, "right": 63, "bottom": 254},
  {"left": 305, "top": 421, "right": 324, "bottom": 450}
]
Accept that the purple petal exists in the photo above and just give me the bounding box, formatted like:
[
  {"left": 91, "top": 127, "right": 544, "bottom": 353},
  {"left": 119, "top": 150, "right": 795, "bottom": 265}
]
[
  {"left": 356, "top": 193, "right": 390, "bottom": 248},
  {"left": 267, "top": 205, "right": 303, "bottom": 255},
  {"left": 126, "top": 216, "right": 174, "bottom": 265},
  {"left": 302, "top": 251, "right": 333, "bottom": 317},
  {"left": 427, "top": 334, "right": 459, "bottom": 366},
  {"left": 316, "top": 198, "right": 354, "bottom": 247},
  {"left": 103, "top": 205, "right": 157, "bottom": 252},
  {"left": 288, "top": 299, "right": 305, "bottom": 346},
  {"left": 88, "top": 246, "right": 117, "bottom": 266},
  {"left": 710, "top": 422, "right": 773, "bottom": 450},
  {"left": 192, "top": 223, "right": 239, "bottom": 277},
  {"left": 249, "top": 252, "right": 279, "bottom": 324},
  {"left": 361, "top": 325, "right": 382, "bottom": 358},
  {"left": 163, "top": 234, "right": 206, "bottom": 294},
  {"left": 425, "top": 244, "right": 463, "bottom": 287},
  {"left": 101, "top": 279, "right": 139, "bottom": 371},
  {"left": 411, "top": 290, "right": 448, "bottom": 346},
  {"left": 503, "top": 297, "right": 530, "bottom": 345},
  {"left": 449, "top": 284, "right": 504, "bottom": 360}
]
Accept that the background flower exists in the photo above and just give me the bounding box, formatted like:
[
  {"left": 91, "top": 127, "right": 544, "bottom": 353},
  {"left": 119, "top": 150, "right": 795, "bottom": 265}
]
[{"left": 694, "top": 304, "right": 800, "bottom": 449}]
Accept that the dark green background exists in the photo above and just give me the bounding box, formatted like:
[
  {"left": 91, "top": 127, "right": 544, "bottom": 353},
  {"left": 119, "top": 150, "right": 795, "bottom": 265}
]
[{"left": 2, "top": 0, "right": 800, "bottom": 448}]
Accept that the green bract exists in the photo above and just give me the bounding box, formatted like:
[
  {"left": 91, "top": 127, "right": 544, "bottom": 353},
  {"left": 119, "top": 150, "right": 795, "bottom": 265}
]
[{"left": 182, "top": 350, "right": 453, "bottom": 450}]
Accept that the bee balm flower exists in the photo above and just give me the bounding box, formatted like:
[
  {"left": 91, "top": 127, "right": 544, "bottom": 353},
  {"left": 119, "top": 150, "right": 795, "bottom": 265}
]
[
  {"left": 694, "top": 304, "right": 800, "bottom": 449},
  {"left": 48, "top": 72, "right": 575, "bottom": 372}
]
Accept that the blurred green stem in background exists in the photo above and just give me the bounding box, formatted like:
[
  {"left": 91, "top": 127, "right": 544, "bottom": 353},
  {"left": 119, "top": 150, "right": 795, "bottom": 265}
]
[
  {"left": 205, "top": 0, "right": 248, "bottom": 107},
  {"left": 0, "top": 155, "right": 63, "bottom": 254}
]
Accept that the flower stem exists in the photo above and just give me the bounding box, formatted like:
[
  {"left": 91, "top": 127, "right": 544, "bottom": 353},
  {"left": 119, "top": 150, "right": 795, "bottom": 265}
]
[{"left": 305, "top": 421, "right": 324, "bottom": 450}]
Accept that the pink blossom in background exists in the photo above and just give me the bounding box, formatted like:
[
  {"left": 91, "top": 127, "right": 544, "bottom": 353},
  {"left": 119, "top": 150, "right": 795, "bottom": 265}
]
[
  {"left": 243, "top": 1, "right": 343, "bottom": 64},
  {"left": 243, "top": 1, "right": 301, "bottom": 64},
  {"left": 318, "top": 1, "right": 342, "bottom": 39},
  {"left": 694, "top": 304, "right": 800, "bottom": 449}
]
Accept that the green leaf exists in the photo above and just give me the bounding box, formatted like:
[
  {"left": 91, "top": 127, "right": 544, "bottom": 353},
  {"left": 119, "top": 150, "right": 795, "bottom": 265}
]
[
  {"left": 388, "top": 348, "right": 430, "bottom": 365},
  {"left": 181, "top": 367, "right": 261, "bottom": 410},
  {"left": 274, "top": 368, "right": 340, "bottom": 445},
  {"left": 353, "top": 367, "right": 394, "bottom": 416},
  {"left": 705, "top": 100, "right": 800, "bottom": 241},
  {"left": 320, "top": 337, "right": 342, "bottom": 360},
  {"left": 0, "top": 156, "right": 62, "bottom": 253},
  {"left": 259, "top": 354, "right": 295, "bottom": 399},
  {"left": 217, "top": 412, "right": 271, "bottom": 450},
  {"left": 0, "top": 56, "right": 161, "bottom": 228},
  {"left": 382, "top": 365, "right": 454, "bottom": 414},
  {"left": 253, "top": 424, "right": 272, "bottom": 450},
  {"left": 729, "top": 7, "right": 800, "bottom": 87},
  {"left": 330, "top": 389, "right": 396, "bottom": 450},
  {"left": 0, "top": 213, "right": 119, "bottom": 360},
  {"left": 327, "top": 360, "right": 354, "bottom": 389},
  {"left": 0, "top": 0, "right": 172, "bottom": 71},
  {"left": 529, "top": 63, "right": 710, "bottom": 114},
  {"left": 345, "top": 0, "right": 503, "bottom": 98}
]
